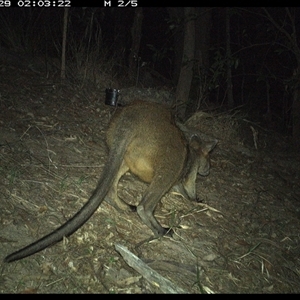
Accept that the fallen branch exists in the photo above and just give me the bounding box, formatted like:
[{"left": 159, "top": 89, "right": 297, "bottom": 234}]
[{"left": 115, "top": 243, "right": 187, "bottom": 294}]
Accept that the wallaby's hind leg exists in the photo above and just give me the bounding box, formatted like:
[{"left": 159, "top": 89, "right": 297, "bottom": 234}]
[
  {"left": 104, "top": 160, "right": 135, "bottom": 212},
  {"left": 136, "top": 178, "right": 174, "bottom": 237}
]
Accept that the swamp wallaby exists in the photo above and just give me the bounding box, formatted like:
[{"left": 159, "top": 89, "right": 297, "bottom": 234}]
[{"left": 4, "top": 100, "right": 217, "bottom": 263}]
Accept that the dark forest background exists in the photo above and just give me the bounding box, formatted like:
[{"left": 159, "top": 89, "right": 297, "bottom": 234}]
[{"left": 1, "top": 7, "right": 300, "bottom": 148}]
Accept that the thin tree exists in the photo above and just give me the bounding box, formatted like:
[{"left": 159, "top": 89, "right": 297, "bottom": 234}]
[
  {"left": 61, "top": 7, "right": 69, "bottom": 80},
  {"left": 128, "top": 7, "right": 143, "bottom": 83},
  {"left": 225, "top": 7, "right": 234, "bottom": 108},
  {"left": 175, "top": 7, "right": 195, "bottom": 120},
  {"left": 185, "top": 7, "right": 212, "bottom": 117}
]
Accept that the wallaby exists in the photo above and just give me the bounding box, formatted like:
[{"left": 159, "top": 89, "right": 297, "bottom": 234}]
[{"left": 4, "top": 100, "right": 217, "bottom": 263}]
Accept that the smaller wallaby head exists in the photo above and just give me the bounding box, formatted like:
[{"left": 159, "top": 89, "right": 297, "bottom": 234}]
[
  {"left": 175, "top": 135, "right": 217, "bottom": 201},
  {"left": 176, "top": 121, "right": 217, "bottom": 177},
  {"left": 189, "top": 135, "right": 218, "bottom": 176}
]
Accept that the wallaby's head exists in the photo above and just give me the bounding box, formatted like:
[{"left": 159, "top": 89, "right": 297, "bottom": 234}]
[
  {"left": 176, "top": 122, "right": 217, "bottom": 176},
  {"left": 190, "top": 135, "right": 218, "bottom": 176},
  {"left": 177, "top": 135, "right": 218, "bottom": 201}
]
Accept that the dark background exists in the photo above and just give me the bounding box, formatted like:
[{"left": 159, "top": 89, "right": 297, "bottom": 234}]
[{"left": 0, "top": 7, "right": 299, "bottom": 137}]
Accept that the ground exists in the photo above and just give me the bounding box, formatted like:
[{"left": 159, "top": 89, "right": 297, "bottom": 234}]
[{"left": 0, "top": 66, "right": 299, "bottom": 293}]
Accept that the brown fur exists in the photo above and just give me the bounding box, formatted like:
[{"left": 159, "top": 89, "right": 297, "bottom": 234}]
[{"left": 4, "top": 100, "right": 217, "bottom": 263}]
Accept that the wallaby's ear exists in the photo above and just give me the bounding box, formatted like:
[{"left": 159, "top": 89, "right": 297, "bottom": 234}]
[
  {"left": 189, "top": 134, "right": 202, "bottom": 150},
  {"left": 190, "top": 135, "right": 218, "bottom": 154},
  {"left": 202, "top": 139, "right": 218, "bottom": 154}
]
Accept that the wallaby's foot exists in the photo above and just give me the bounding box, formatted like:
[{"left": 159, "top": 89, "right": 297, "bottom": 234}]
[
  {"left": 134, "top": 227, "right": 174, "bottom": 249},
  {"left": 152, "top": 227, "right": 174, "bottom": 238},
  {"left": 163, "top": 227, "right": 174, "bottom": 237},
  {"left": 136, "top": 204, "right": 175, "bottom": 238}
]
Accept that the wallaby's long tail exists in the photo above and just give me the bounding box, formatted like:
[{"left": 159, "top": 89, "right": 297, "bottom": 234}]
[{"left": 4, "top": 137, "right": 129, "bottom": 263}]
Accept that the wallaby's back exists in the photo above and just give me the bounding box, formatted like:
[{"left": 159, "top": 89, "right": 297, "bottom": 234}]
[{"left": 107, "top": 100, "right": 188, "bottom": 184}]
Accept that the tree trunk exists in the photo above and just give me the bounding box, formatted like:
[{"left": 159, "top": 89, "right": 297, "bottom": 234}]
[
  {"left": 167, "top": 7, "right": 184, "bottom": 84},
  {"left": 225, "top": 7, "right": 234, "bottom": 108},
  {"left": 185, "top": 7, "right": 212, "bottom": 118},
  {"left": 60, "top": 7, "right": 69, "bottom": 80},
  {"left": 128, "top": 7, "right": 143, "bottom": 82},
  {"left": 175, "top": 7, "right": 195, "bottom": 120}
]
